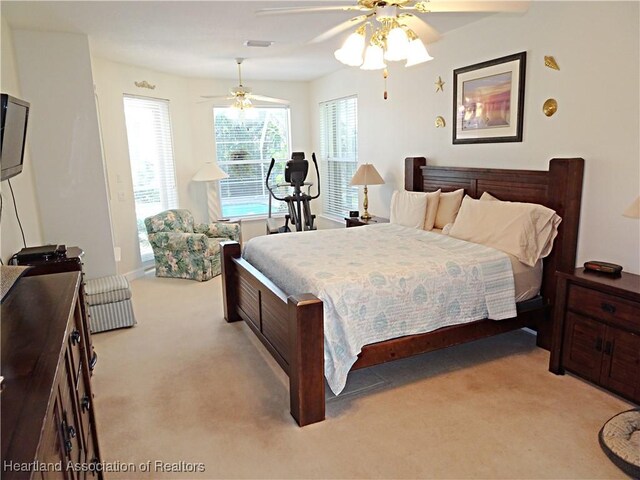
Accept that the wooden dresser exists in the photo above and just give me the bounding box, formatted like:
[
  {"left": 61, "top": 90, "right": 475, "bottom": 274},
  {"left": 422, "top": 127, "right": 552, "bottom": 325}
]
[
  {"left": 550, "top": 268, "right": 640, "bottom": 404},
  {"left": 1, "top": 272, "right": 103, "bottom": 479},
  {"left": 14, "top": 247, "right": 98, "bottom": 373}
]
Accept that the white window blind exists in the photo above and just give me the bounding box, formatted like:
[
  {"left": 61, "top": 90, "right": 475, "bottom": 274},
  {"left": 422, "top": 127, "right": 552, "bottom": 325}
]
[
  {"left": 213, "top": 107, "right": 291, "bottom": 218},
  {"left": 319, "top": 96, "right": 358, "bottom": 220},
  {"left": 123, "top": 95, "right": 178, "bottom": 262}
]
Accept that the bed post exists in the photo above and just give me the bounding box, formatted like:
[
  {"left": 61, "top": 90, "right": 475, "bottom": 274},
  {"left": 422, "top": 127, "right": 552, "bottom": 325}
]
[
  {"left": 538, "top": 157, "right": 584, "bottom": 348},
  {"left": 288, "top": 294, "right": 325, "bottom": 427},
  {"left": 405, "top": 157, "right": 427, "bottom": 192},
  {"left": 221, "top": 241, "right": 242, "bottom": 323}
]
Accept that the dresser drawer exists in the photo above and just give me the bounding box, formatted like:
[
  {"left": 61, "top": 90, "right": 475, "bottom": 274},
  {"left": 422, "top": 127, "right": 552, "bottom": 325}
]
[{"left": 567, "top": 284, "right": 640, "bottom": 332}]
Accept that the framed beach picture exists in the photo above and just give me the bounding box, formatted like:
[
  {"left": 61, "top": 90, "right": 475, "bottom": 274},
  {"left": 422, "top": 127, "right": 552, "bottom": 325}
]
[{"left": 453, "top": 52, "right": 526, "bottom": 144}]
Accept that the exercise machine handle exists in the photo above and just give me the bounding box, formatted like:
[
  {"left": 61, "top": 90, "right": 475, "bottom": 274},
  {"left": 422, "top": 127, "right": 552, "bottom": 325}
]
[
  {"left": 266, "top": 158, "right": 287, "bottom": 202},
  {"left": 309, "top": 153, "right": 321, "bottom": 200}
]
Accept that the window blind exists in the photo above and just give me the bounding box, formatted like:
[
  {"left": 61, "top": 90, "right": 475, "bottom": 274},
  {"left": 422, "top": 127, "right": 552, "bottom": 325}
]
[
  {"left": 213, "top": 107, "right": 291, "bottom": 218},
  {"left": 319, "top": 96, "right": 358, "bottom": 220},
  {"left": 123, "top": 95, "right": 178, "bottom": 262}
]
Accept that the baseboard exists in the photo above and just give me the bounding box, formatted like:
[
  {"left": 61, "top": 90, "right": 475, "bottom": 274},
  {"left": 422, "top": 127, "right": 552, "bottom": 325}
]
[{"left": 123, "top": 267, "right": 148, "bottom": 282}]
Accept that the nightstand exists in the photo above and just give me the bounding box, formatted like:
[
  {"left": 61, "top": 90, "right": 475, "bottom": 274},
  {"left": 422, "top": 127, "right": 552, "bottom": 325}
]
[
  {"left": 345, "top": 216, "right": 390, "bottom": 228},
  {"left": 550, "top": 268, "right": 640, "bottom": 404}
]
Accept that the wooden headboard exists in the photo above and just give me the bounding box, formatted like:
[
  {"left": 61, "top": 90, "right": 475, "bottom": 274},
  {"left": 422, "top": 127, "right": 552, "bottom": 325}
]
[{"left": 405, "top": 157, "right": 584, "bottom": 347}]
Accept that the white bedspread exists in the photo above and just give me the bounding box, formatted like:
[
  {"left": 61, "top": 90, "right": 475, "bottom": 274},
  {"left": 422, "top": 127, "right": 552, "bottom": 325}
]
[{"left": 242, "top": 224, "right": 517, "bottom": 395}]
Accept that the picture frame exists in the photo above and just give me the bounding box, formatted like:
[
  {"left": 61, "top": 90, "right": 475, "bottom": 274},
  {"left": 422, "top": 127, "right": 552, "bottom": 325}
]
[{"left": 453, "top": 52, "right": 526, "bottom": 144}]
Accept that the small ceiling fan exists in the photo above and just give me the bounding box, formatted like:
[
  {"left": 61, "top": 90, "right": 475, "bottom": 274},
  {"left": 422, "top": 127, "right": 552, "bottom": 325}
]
[{"left": 200, "top": 58, "right": 289, "bottom": 109}]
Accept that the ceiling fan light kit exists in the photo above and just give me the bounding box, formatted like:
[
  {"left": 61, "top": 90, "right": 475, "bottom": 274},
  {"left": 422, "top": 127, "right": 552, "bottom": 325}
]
[{"left": 334, "top": 16, "right": 433, "bottom": 70}]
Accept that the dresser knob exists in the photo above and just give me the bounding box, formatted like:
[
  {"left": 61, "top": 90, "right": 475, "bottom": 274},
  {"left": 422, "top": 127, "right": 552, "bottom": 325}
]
[
  {"left": 81, "top": 394, "right": 91, "bottom": 412},
  {"left": 601, "top": 303, "right": 616, "bottom": 314},
  {"left": 90, "top": 351, "right": 98, "bottom": 370},
  {"left": 595, "top": 337, "right": 603, "bottom": 352},
  {"left": 70, "top": 330, "right": 82, "bottom": 345},
  {"left": 68, "top": 425, "right": 76, "bottom": 438}
]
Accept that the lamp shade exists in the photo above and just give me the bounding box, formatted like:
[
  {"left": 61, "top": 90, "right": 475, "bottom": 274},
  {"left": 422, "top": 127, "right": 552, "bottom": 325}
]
[
  {"left": 384, "top": 26, "right": 409, "bottom": 61},
  {"left": 623, "top": 196, "right": 640, "bottom": 218},
  {"left": 192, "top": 162, "right": 229, "bottom": 182},
  {"left": 350, "top": 163, "right": 385, "bottom": 186},
  {"left": 360, "top": 44, "right": 386, "bottom": 70},
  {"left": 405, "top": 37, "right": 433, "bottom": 67},
  {"left": 335, "top": 30, "right": 365, "bottom": 66}
]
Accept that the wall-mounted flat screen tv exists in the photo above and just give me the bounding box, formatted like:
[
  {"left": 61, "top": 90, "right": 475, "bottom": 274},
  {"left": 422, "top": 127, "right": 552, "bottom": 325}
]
[{"left": 1, "top": 93, "right": 30, "bottom": 181}]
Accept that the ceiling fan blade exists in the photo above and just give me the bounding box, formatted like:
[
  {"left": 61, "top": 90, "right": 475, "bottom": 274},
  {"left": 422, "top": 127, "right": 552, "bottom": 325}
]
[
  {"left": 200, "top": 95, "right": 234, "bottom": 100},
  {"left": 250, "top": 95, "right": 290, "bottom": 105},
  {"left": 310, "top": 15, "right": 369, "bottom": 44},
  {"left": 413, "top": 0, "right": 529, "bottom": 13},
  {"left": 401, "top": 15, "right": 441, "bottom": 44},
  {"left": 255, "top": 5, "right": 366, "bottom": 16}
]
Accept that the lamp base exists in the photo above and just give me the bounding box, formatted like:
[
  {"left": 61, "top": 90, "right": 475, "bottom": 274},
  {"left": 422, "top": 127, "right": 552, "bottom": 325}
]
[{"left": 360, "top": 212, "right": 372, "bottom": 220}]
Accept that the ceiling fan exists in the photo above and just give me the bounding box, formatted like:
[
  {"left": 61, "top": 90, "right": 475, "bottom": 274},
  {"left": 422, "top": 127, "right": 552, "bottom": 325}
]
[
  {"left": 200, "top": 58, "right": 289, "bottom": 109},
  {"left": 257, "top": 1, "right": 529, "bottom": 65}
]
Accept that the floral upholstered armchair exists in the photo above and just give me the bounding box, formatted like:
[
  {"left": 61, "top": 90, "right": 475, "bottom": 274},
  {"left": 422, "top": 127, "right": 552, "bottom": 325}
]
[{"left": 144, "top": 209, "right": 240, "bottom": 281}]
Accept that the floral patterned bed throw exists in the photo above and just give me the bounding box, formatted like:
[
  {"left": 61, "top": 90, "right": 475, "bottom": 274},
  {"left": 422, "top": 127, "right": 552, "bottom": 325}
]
[{"left": 243, "top": 224, "right": 516, "bottom": 395}]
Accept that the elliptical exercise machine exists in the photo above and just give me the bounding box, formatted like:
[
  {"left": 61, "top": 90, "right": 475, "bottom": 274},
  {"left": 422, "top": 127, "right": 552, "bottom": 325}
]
[{"left": 265, "top": 152, "right": 320, "bottom": 234}]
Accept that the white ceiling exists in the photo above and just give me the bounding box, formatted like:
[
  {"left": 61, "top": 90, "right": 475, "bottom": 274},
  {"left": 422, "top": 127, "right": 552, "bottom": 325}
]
[{"left": 1, "top": 1, "right": 498, "bottom": 82}]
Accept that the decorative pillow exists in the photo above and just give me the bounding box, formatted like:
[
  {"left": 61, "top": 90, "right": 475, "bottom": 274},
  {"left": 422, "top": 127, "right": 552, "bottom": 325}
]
[
  {"left": 449, "top": 195, "right": 562, "bottom": 267},
  {"left": 480, "top": 191, "right": 499, "bottom": 201},
  {"left": 434, "top": 189, "right": 464, "bottom": 229},
  {"left": 441, "top": 223, "right": 454, "bottom": 235},
  {"left": 390, "top": 190, "right": 428, "bottom": 229},
  {"left": 423, "top": 190, "right": 441, "bottom": 231}
]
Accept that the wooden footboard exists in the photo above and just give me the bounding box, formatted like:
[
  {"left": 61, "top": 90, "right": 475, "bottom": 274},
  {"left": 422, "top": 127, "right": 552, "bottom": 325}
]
[{"left": 221, "top": 241, "right": 325, "bottom": 426}]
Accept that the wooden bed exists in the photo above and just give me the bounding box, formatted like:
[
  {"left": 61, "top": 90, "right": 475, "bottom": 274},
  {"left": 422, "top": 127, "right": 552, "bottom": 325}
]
[{"left": 221, "top": 157, "right": 584, "bottom": 427}]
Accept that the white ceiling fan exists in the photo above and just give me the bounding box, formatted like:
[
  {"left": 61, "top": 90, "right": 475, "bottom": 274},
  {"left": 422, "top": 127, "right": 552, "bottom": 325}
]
[
  {"left": 201, "top": 58, "right": 289, "bottom": 109},
  {"left": 257, "top": 1, "right": 529, "bottom": 67}
]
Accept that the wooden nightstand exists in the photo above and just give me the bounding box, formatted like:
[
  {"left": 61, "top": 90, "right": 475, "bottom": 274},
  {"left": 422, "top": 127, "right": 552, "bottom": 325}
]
[
  {"left": 345, "top": 216, "right": 390, "bottom": 228},
  {"left": 550, "top": 268, "right": 640, "bottom": 404}
]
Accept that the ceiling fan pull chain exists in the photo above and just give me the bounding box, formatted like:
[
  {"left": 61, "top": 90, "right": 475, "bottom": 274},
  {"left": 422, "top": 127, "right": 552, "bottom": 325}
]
[
  {"left": 236, "top": 58, "right": 244, "bottom": 86},
  {"left": 383, "top": 68, "right": 389, "bottom": 100}
]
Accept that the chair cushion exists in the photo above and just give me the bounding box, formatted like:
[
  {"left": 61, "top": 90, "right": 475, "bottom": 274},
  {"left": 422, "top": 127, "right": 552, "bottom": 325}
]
[{"left": 85, "top": 275, "right": 131, "bottom": 306}]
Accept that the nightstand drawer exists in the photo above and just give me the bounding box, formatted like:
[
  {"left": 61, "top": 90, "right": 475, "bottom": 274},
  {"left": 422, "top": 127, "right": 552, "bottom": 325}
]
[{"left": 567, "top": 284, "right": 640, "bottom": 331}]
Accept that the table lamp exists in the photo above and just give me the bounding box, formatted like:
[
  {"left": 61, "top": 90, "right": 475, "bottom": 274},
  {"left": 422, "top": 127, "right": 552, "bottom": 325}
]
[
  {"left": 192, "top": 162, "right": 229, "bottom": 221},
  {"left": 350, "top": 163, "right": 385, "bottom": 220}
]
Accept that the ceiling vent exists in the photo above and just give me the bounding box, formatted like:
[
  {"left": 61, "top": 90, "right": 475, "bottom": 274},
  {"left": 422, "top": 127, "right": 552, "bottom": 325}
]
[{"left": 244, "top": 40, "right": 274, "bottom": 48}]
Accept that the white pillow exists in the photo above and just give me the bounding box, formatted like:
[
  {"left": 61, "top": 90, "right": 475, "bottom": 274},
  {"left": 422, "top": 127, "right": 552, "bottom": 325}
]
[
  {"left": 423, "top": 190, "right": 441, "bottom": 231},
  {"left": 480, "top": 191, "right": 498, "bottom": 201},
  {"left": 390, "top": 191, "right": 428, "bottom": 229},
  {"left": 434, "top": 189, "right": 464, "bottom": 229},
  {"left": 449, "top": 196, "right": 562, "bottom": 267}
]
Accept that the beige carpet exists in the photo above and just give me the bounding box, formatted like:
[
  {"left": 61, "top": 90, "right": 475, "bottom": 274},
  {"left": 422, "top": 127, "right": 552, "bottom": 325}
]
[{"left": 92, "top": 273, "right": 633, "bottom": 479}]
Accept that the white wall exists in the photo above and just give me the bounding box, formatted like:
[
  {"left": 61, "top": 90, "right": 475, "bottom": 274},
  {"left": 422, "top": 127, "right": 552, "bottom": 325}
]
[
  {"left": 0, "top": 18, "right": 43, "bottom": 262},
  {"left": 92, "top": 58, "right": 312, "bottom": 276},
  {"left": 310, "top": 1, "right": 640, "bottom": 273},
  {"left": 11, "top": 29, "right": 116, "bottom": 278}
]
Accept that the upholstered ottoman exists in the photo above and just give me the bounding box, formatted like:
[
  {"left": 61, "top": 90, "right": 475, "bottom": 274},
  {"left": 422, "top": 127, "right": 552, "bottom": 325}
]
[{"left": 85, "top": 275, "right": 137, "bottom": 333}]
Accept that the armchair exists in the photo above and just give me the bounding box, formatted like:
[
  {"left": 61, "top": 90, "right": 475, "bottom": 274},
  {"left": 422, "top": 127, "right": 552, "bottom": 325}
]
[{"left": 144, "top": 209, "right": 240, "bottom": 281}]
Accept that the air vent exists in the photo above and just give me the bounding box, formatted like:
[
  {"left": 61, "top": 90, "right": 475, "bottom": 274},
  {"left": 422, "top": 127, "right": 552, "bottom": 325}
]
[{"left": 244, "top": 40, "right": 274, "bottom": 48}]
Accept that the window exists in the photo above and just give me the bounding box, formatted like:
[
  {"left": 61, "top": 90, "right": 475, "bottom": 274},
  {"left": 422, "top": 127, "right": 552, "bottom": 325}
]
[
  {"left": 123, "top": 95, "right": 178, "bottom": 262},
  {"left": 213, "top": 107, "right": 291, "bottom": 218},
  {"left": 319, "top": 96, "right": 358, "bottom": 220}
]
